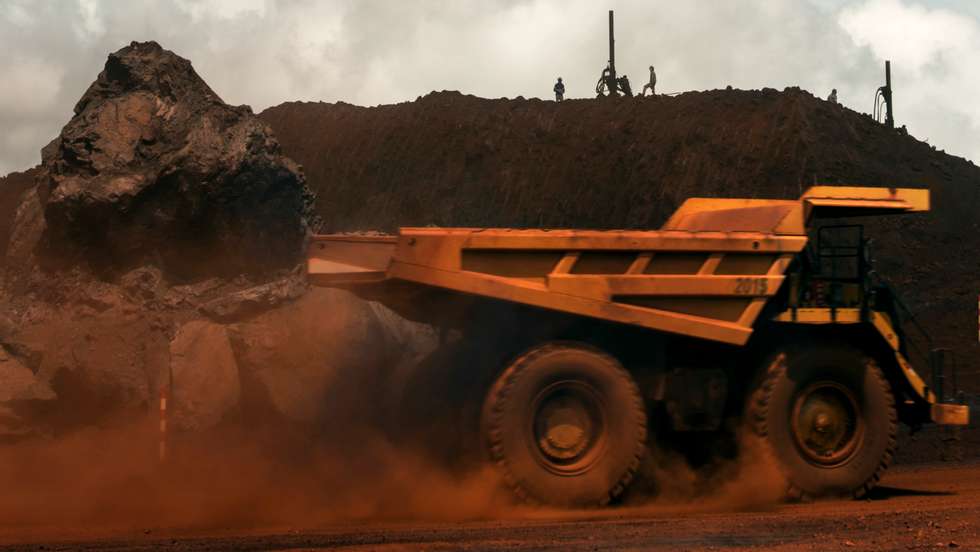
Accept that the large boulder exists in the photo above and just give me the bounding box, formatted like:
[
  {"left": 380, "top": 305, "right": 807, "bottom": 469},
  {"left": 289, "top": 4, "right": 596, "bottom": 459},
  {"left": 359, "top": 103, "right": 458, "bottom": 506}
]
[
  {"left": 0, "top": 296, "right": 169, "bottom": 433},
  {"left": 228, "top": 288, "right": 389, "bottom": 425},
  {"left": 228, "top": 288, "right": 439, "bottom": 429},
  {"left": 0, "top": 345, "right": 55, "bottom": 439},
  {"left": 169, "top": 320, "right": 240, "bottom": 431},
  {"left": 38, "top": 41, "right": 316, "bottom": 279},
  {"left": 0, "top": 346, "right": 54, "bottom": 403}
]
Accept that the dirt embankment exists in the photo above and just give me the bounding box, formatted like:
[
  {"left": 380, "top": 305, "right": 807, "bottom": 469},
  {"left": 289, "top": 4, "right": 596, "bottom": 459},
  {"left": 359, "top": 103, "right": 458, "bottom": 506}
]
[{"left": 260, "top": 89, "right": 980, "bottom": 390}]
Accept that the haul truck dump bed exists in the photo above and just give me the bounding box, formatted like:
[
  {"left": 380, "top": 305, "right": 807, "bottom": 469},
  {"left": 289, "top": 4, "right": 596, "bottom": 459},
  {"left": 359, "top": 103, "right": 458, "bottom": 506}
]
[
  {"left": 311, "top": 227, "right": 804, "bottom": 346},
  {"left": 308, "top": 186, "right": 968, "bottom": 507}
]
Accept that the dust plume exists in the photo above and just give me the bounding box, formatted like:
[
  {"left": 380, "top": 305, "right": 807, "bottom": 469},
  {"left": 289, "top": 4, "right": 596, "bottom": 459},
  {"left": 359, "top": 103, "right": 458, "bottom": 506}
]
[
  {"left": 0, "top": 390, "right": 791, "bottom": 544},
  {"left": 0, "top": 419, "right": 509, "bottom": 543},
  {"left": 0, "top": 289, "right": 788, "bottom": 542},
  {"left": 628, "top": 432, "right": 789, "bottom": 513}
]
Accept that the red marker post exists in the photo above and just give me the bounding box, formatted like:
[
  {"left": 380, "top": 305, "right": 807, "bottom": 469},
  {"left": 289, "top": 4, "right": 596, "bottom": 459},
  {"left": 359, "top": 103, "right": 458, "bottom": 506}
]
[{"left": 159, "top": 386, "right": 168, "bottom": 463}]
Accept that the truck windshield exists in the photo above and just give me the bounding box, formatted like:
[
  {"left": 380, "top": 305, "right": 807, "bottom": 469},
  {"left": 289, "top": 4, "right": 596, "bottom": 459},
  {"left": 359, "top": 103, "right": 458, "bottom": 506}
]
[{"left": 815, "top": 225, "right": 864, "bottom": 282}]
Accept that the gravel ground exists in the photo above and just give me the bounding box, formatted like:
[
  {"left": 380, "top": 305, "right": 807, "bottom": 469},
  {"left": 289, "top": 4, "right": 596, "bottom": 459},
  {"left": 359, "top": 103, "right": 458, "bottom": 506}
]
[{"left": 2, "top": 461, "right": 977, "bottom": 551}]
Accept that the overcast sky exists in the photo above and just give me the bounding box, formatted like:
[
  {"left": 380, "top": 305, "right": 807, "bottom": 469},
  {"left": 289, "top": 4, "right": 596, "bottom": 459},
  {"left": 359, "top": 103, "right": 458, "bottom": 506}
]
[{"left": 2, "top": 0, "right": 979, "bottom": 176}]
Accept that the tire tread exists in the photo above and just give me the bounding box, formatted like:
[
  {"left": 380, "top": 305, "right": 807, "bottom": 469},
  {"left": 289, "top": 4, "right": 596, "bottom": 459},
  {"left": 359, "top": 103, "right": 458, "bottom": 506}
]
[
  {"left": 746, "top": 345, "right": 897, "bottom": 500},
  {"left": 483, "top": 342, "right": 646, "bottom": 506}
]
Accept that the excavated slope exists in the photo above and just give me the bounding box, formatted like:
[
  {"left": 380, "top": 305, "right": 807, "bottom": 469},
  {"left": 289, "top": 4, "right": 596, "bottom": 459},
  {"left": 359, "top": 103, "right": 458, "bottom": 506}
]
[{"left": 261, "top": 89, "right": 980, "bottom": 389}]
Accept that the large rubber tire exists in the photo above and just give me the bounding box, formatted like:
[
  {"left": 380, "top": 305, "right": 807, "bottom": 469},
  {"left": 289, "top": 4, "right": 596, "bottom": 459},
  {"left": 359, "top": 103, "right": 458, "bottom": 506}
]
[
  {"left": 481, "top": 342, "right": 647, "bottom": 507},
  {"left": 746, "top": 344, "right": 897, "bottom": 499}
]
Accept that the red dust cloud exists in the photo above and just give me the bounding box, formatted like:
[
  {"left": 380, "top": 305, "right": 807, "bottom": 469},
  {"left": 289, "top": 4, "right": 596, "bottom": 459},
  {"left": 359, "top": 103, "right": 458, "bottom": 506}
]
[{"left": 0, "top": 411, "right": 789, "bottom": 544}]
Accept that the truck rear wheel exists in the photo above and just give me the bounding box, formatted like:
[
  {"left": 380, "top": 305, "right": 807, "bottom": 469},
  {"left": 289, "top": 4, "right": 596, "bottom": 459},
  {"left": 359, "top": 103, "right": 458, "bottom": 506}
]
[
  {"left": 746, "top": 344, "right": 897, "bottom": 499},
  {"left": 481, "top": 342, "right": 647, "bottom": 507}
]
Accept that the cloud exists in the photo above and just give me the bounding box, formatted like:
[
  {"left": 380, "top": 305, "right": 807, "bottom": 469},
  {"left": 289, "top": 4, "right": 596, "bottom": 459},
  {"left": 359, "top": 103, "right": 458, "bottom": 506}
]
[
  {"left": 840, "top": 0, "right": 975, "bottom": 71},
  {"left": 175, "top": 0, "right": 269, "bottom": 22},
  {"left": 839, "top": 0, "right": 980, "bottom": 152},
  {"left": 0, "top": 58, "right": 64, "bottom": 117},
  {"left": 75, "top": 0, "right": 106, "bottom": 38},
  {"left": 0, "top": 0, "right": 978, "bottom": 176}
]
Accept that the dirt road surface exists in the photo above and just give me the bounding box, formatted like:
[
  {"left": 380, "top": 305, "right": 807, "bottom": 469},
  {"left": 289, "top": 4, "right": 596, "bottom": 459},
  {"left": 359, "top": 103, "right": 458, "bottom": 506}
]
[{"left": 1, "top": 461, "right": 977, "bottom": 551}]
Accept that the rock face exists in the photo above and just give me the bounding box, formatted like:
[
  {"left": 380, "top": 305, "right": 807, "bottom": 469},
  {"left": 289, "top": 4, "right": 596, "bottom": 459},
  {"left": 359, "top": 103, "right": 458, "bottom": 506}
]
[
  {"left": 39, "top": 41, "right": 316, "bottom": 280},
  {"left": 0, "top": 169, "right": 38, "bottom": 263},
  {"left": 4, "top": 183, "right": 45, "bottom": 265}
]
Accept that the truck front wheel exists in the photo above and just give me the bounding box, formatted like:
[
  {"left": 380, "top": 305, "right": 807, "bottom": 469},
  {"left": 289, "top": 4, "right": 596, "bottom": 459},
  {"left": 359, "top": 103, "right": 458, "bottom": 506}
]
[
  {"left": 746, "top": 344, "right": 897, "bottom": 499},
  {"left": 481, "top": 342, "right": 647, "bottom": 507}
]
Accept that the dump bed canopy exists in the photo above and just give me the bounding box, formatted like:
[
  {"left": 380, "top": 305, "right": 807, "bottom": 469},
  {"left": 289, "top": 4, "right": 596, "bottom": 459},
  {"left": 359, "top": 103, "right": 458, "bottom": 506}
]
[
  {"left": 663, "top": 186, "right": 929, "bottom": 234},
  {"left": 801, "top": 185, "right": 929, "bottom": 217}
]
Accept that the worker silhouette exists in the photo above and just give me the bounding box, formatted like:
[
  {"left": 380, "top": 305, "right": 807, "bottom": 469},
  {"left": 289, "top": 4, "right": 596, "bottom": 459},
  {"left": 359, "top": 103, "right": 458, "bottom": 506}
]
[
  {"left": 554, "top": 77, "right": 565, "bottom": 102},
  {"left": 642, "top": 66, "right": 657, "bottom": 96},
  {"left": 828, "top": 89, "right": 838, "bottom": 104},
  {"left": 618, "top": 75, "right": 633, "bottom": 97}
]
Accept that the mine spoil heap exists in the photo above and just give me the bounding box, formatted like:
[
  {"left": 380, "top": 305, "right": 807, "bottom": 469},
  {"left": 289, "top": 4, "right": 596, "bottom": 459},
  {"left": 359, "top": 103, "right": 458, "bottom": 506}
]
[{"left": 260, "top": 89, "right": 980, "bottom": 388}]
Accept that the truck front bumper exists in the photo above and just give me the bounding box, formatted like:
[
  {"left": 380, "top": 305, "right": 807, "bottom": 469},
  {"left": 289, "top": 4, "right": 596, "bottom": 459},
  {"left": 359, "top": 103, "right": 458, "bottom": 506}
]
[{"left": 931, "top": 403, "right": 970, "bottom": 426}]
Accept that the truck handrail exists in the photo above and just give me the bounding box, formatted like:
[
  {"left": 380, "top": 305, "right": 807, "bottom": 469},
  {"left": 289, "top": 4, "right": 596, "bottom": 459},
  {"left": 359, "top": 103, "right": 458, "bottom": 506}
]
[{"left": 868, "top": 270, "right": 960, "bottom": 400}]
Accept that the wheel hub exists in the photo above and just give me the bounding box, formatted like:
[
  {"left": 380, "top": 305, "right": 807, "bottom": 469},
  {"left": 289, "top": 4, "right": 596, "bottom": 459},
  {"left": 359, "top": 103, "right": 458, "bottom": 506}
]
[
  {"left": 792, "top": 381, "right": 862, "bottom": 466},
  {"left": 538, "top": 399, "right": 590, "bottom": 459},
  {"left": 531, "top": 382, "right": 606, "bottom": 474}
]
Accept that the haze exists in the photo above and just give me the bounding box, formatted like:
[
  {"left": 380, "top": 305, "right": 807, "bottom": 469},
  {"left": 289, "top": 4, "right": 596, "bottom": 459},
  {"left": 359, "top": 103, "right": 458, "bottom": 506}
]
[{"left": 2, "top": 0, "right": 979, "bottom": 176}]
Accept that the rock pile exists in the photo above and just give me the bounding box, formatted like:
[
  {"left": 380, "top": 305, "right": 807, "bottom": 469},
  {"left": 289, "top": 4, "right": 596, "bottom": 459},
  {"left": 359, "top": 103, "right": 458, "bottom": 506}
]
[{"left": 0, "top": 42, "right": 432, "bottom": 440}]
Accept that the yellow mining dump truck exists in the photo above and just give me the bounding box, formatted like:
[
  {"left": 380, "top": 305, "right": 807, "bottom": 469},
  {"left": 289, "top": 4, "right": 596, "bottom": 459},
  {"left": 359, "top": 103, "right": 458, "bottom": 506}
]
[{"left": 308, "top": 186, "right": 968, "bottom": 507}]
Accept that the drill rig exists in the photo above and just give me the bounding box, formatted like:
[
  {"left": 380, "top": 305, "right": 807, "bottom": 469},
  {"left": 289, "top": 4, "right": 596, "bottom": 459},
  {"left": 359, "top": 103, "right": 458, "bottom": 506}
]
[
  {"left": 595, "top": 10, "right": 633, "bottom": 98},
  {"left": 874, "top": 60, "right": 895, "bottom": 128}
]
